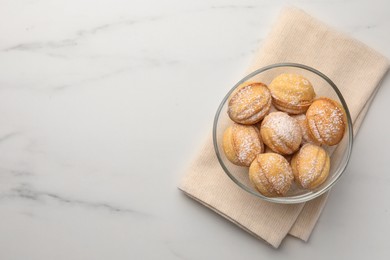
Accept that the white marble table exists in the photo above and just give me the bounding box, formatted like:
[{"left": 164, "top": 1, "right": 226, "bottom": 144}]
[{"left": 0, "top": 0, "right": 389, "bottom": 259}]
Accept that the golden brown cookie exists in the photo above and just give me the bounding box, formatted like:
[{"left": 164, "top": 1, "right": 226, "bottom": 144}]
[
  {"left": 291, "top": 143, "right": 330, "bottom": 189},
  {"left": 292, "top": 114, "right": 321, "bottom": 146},
  {"left": 306, "top": 97, "right": 347, "bottom": 146},
  {"left": 249, "top": 153, "right": 294, "bottom": 197},
  {"left": 269, "top": 73, "right": 316, "bottom": 114},
  {"left": 222, "top": 123, "right": 264, "bottom": 166},
  {"left": 260, "top": 112, "right": 302, "bottom": 155},
  {"left": 227, "top": 82, "right": 272, "bottom": 124}
]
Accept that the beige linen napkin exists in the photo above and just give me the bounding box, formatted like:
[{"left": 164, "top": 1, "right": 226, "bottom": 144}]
[{"left": 179, "top": 7, "right": 389, "bottom": 248}]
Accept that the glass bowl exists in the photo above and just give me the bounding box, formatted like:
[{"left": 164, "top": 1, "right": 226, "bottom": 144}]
[{"left": 213, "top": 63, "right": 353, "bottom": 204}]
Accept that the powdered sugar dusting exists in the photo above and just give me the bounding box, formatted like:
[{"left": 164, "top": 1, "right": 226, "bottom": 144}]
[
  {"left": 307, "top": 99, "right": 345, "bottom": 144},
  {"left": 297, "top": 145, "right": 326, "bottom": 188},
  {"left": 269, "top": 169, "right": 293, "bottom": 193},
  {"left": 233, "top": 125, "right": 262, "bottom": 165},
  {"left": 308, "top": 117, "right": 323, "bottom": 142},
  {"left": 262, "top": 112, "right": 301, "bottom": 152},
  {"left": 259, "top": 154, "right": 293, "bottom": 194},
  {"left": 228, "top": 83, "right": 271, "bottom": 122},
  {"left": 300, "top": 158, "right": 319, "bottom": 188},
  {"left": 269, "top": 74, "right": 315, "bottom": 106}
]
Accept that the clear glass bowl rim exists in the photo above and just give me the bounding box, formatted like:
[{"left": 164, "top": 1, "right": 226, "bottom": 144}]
[{"left": 212, "top": 62, "right": 354, "bottom": 204}]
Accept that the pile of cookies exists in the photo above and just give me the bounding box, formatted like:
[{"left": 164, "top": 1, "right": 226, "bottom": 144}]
[{"left": 222, "top": 73, "right": 347, "bottom": 197}]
